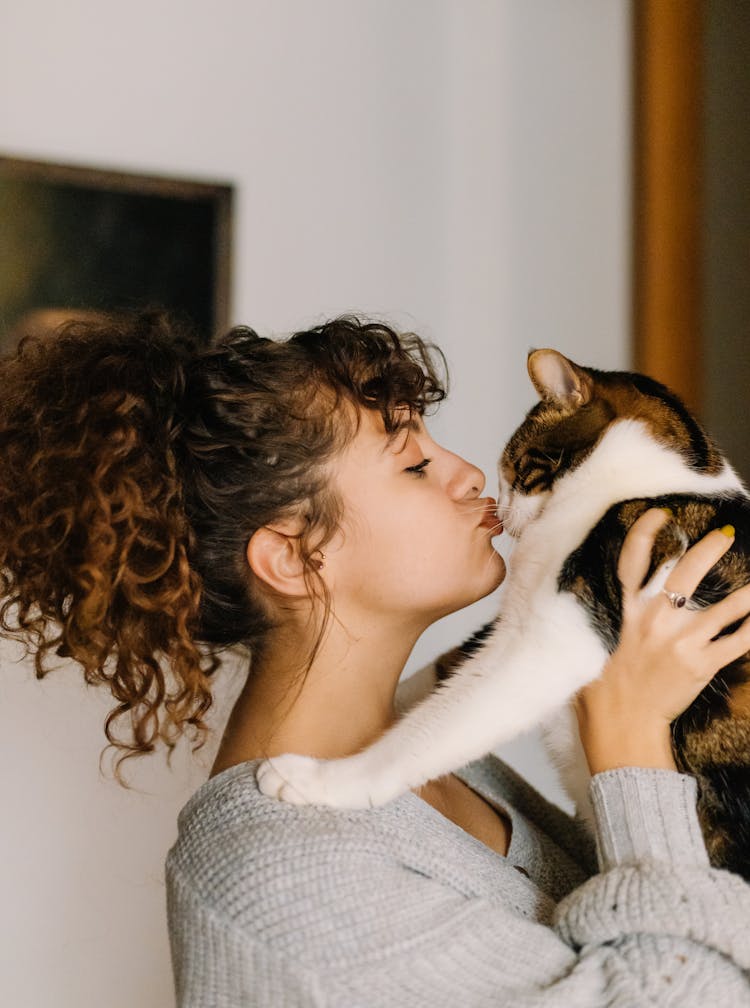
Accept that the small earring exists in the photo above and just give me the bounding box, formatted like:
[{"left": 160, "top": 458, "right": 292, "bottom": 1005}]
[{"left": 313, "top": 552, "right": 325, "bottom": 571}]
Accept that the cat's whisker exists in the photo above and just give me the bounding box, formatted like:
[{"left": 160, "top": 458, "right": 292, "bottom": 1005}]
[
  {"left": 464, "top": 501, "right": 507, "bottom": 512},
  {"left": 706, "top": 678, "right": 726, "bottom": 702},
  {"left": 462, "top": 503, "right": 511, "bottom": 525},
  {"left": 461, "top": 501, "right": 515, "bottom": 514},
  {"left": 482, "top": 550, "right": 504, "bottom": 578}
]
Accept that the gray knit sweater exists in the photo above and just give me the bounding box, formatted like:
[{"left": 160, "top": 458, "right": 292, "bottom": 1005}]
[{"left": 165, "top": 756, "right": 750, "bottom": 1006}]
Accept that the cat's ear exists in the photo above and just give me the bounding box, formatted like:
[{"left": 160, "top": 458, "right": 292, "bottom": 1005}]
[{"left": 527, "top": 349, "right": 592, "bottom": 408}]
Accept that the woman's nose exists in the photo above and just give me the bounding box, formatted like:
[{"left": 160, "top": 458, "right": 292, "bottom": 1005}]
[{"left": 446, "top": 452, "right": 486, "bottom": 500}]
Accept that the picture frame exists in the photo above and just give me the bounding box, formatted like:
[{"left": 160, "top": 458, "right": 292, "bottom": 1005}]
[{"left": 0, "top": 155, "right": 233, "bottom": 352}]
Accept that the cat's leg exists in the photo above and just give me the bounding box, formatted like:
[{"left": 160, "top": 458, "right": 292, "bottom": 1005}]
[
  {"left": 393, "top": 662, "right": 438, "bottom": 716},
  {"left": 257, "top": 595, "right": 608, "bottom": 808},
  {"left": 393, "top": 624, "right": 499, "bottom": 716}
]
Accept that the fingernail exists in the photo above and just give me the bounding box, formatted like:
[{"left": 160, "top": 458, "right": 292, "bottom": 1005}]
[
  {"left": 720, "top": 525, "right": 735, "bottom": 538},
  {"left": 660, "top": 507, "right": 673, "bottom": 517}
]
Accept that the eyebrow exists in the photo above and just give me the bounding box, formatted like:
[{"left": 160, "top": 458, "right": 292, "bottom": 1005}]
[{"left": 382, "top": 416, "right": 422, "bottom": 454}]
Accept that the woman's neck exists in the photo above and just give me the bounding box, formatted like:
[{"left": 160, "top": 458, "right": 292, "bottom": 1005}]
[
  {"left": 210, "top": 618, "right": 420, "bottom": 775},
  {"left": 209, "top": 619, "right": 513, "bottom": 861}
]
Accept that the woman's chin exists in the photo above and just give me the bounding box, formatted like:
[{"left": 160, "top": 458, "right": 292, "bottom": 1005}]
[
  {"left": 451, "top": 557, "right": 507, "bottom": 614},
  {"left": 482, "top": 551, "right": 507, "bottom": 594}
]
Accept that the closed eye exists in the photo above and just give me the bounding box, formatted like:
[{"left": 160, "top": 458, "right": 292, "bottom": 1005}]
[{"left": 405, "top": 458, "right": 431, "bottom": 477}]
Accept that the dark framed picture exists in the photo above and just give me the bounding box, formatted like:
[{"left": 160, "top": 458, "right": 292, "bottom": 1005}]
[{"left": 0, "top": 156, "right": 233, "bottom": 352}]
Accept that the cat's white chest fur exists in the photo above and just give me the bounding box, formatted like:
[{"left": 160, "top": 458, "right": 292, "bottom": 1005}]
[{"left": 257, "top": 420, "right": 743, "bottom": 814}]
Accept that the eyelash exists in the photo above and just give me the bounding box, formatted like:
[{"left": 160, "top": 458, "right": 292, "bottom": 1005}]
[{"left": 405, "top": 458, "right": 431, "bottom": 478}]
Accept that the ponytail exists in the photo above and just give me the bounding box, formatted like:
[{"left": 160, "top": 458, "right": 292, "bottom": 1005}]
[{"left": 0, "top": 312, "right": 216, "bottom": 785}]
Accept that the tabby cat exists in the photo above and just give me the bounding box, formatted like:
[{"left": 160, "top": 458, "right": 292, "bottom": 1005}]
[{"left": 258, "top": 349, "right": 750, "bottom": 880}]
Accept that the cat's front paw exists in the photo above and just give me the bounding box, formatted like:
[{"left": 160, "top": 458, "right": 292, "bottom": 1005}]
[
  {"left": 256, "top": 753, "right": 400, "bottom": 809},
  {"left": 256, "top": 754, "right": 332, "bottom": 806}
]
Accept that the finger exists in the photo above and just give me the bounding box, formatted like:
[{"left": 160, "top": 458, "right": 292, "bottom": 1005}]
[
  {"left": 695, "top": 580, "right": 750, "bottom": 639},
  {"left": 706, "top": 608, "right": 750, "bottom": 668},
  {"left": 664, "top": 525, "right": 735, "bottom": 598},
  {"left": 618, "top": 508, "right": 671, "bottom": 591}
]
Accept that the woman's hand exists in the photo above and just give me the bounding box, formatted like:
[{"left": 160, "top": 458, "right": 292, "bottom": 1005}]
[{"left": 574, "top": 508, "right": 750, "bottom": 776}]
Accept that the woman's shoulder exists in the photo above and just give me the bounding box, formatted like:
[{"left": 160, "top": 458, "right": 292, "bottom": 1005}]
[
  {"left": 165, "top": 757, "right": 555, "bottom": 960},
  {"left": 169, "top": 754, "right": 574, "bottom": 868},
  {"left": 167, "top": 757, "right": 570, "bottom": 908},
  {"left": 167, "top": 758, "right": 445, "bottom": 896},
  {"left": 166, "top": 760, "right": 402, "bottom": 943},
  {"left": 166, "top": 755, "right": 592, "bottom": 917},
  {"left": 165, "top": 760, "right": 578, "bottom": 988},
  {"left": 168, "top": 758, "right": 386, "bottom": 874}
]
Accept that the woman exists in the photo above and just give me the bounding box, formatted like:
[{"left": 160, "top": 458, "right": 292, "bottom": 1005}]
[{"left": 2, "top": 313, "right": 749, "bottom": 1006}]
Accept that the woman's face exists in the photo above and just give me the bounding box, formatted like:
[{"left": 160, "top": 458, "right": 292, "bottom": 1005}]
[{"left": 324, "top": 408, "right": 505, "bottom": 630}]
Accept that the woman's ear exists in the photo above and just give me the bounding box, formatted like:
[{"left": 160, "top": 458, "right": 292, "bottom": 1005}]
[{"left": 246, "top": 525, "right": 310, "bottom": 598}]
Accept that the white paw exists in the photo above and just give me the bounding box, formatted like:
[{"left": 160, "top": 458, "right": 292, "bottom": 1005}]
[
  {"left": 256, "top": 753, "right": 332, "bottom": 806},
  {"left": 256, "top": 752, "right": 401, "bottom": 809}
]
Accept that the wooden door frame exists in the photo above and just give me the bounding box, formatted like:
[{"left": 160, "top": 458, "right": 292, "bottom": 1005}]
[{"left": 632, "top": 0, "right": 704, "bottom": 413}]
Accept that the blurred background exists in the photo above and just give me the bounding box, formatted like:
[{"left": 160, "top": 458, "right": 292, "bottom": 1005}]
[{"left": 0, "top": 2, "right": 747, "bottom": 1006}]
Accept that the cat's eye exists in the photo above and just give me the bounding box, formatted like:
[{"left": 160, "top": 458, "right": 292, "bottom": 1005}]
[
  {"left": 405, "top": 458, "right": 431, "bottom": 478},
  {"left": 515, "top": 452, "right": 553, "bottom": 492}
]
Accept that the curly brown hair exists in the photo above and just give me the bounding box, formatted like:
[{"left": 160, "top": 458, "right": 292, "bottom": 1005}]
[{"left": 0, "top": 311, "right": 446, "bottom": 785}]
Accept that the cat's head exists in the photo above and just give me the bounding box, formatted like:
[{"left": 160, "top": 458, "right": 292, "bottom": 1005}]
[{"left": 498, "top": 348, "right": 723, "bottom": 537}]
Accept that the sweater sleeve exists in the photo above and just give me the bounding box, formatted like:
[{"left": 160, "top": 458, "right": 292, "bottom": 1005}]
[
  {"left": 549, "top": 768, "right": 750, "bottom": 1003},
  {"left": 167, "top": 768, "right": 750, "bottom": 1008}
]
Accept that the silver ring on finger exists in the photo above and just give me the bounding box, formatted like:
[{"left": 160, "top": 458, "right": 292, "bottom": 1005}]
[{"left": 662, "top": 588, "right": 689, "bottom": 609}]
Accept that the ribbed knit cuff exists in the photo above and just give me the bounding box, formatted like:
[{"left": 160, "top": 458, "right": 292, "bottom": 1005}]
[{"left": 589, "top": 767, "right": 709, "bottom": 872}]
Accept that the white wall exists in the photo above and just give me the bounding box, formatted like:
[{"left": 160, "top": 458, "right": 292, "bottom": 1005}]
[{"left": 0, "top": 2, "right": 630, "bottom": 1005}]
